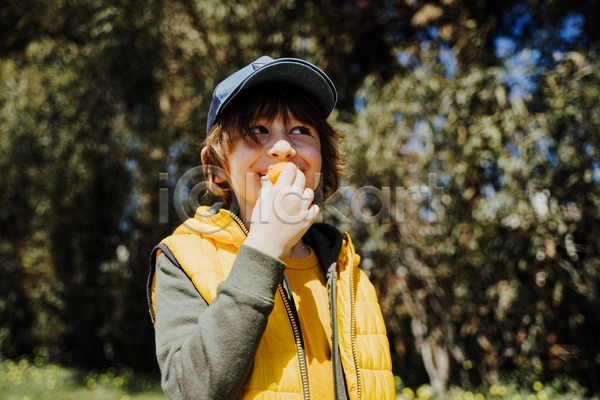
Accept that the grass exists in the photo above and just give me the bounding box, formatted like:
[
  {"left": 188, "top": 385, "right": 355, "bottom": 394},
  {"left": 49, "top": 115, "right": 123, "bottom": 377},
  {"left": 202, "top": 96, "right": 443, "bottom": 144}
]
[
  {"left": 395, "top": 376, "right": 599, "bottom": 400},
  {"left": 0, "top": 356, "right": 167, "bottom": 400},
  {"left": 3, "top": 355, "right": 598, "bottom": 400}
]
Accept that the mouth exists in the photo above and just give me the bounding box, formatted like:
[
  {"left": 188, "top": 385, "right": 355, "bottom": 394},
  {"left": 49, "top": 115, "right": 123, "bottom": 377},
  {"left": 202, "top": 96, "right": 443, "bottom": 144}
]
[{"left": 257, "top": 165, "right": 305, "bottom": 181}]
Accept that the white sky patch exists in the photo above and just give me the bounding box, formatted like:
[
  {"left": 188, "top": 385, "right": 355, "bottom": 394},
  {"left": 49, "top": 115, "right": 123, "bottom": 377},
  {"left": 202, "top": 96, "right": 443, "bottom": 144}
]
[{"left": 531, "top": 192, "right": 549, "bottom": 217}]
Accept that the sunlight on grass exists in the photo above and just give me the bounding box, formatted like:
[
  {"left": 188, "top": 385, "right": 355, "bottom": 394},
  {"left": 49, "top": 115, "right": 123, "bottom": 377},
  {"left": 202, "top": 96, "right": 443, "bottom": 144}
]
[
  {"left": 394, "top": 376, "right": 600, "bottom": 400},
  {"left": 0, "top": 356, "right": 166, "bottom": 400},
  {"left": 4, "top": 354, "right": 599, "bottom": 400}
]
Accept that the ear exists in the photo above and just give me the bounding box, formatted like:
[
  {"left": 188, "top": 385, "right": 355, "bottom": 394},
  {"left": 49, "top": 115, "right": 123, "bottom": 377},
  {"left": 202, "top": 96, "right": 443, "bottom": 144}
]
[{"left": 201, "top": 147, "right": 226, "bottom": 183}]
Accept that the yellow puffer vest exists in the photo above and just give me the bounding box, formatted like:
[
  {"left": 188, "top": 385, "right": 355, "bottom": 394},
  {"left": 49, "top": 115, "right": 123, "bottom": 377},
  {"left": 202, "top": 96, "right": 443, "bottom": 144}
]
[{"left": 149, "top": 207, "right": 395, "bottom": 400}]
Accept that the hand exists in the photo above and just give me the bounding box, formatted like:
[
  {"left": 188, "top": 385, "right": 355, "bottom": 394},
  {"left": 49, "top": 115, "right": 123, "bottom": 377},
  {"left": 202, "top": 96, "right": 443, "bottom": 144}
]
[{"left": 243, "top": 163, "right": 319, "bottom": 260}]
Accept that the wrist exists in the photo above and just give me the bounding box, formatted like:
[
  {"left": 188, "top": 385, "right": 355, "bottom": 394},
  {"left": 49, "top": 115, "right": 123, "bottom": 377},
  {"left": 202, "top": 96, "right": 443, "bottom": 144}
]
[{"left": 243, "top": 235, "right": 286, "bottom": 260}]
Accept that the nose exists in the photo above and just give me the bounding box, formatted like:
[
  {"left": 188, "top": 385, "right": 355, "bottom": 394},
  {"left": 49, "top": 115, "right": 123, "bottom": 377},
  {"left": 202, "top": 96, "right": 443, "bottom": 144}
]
[{"left": 267, "top": 138, "right": 296, "bottom": 159}]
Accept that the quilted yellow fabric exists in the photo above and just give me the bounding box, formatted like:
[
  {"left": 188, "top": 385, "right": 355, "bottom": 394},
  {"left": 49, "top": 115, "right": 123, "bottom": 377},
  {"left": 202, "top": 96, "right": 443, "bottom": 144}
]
[{"left": 151, "top": 206, "right": 395, "bottom": 400}]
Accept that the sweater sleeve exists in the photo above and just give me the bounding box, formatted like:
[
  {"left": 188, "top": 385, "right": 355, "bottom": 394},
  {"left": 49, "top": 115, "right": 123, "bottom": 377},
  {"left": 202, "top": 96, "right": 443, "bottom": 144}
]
[{"left": 154, "top": 244, "right": 287, "bottom": 400}]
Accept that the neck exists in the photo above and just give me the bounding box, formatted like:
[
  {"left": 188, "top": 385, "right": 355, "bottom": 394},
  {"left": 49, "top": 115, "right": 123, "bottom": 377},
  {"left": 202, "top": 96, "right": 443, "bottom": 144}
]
[{"left": 283, "top": 240, "right": 310, "bottom": 259}]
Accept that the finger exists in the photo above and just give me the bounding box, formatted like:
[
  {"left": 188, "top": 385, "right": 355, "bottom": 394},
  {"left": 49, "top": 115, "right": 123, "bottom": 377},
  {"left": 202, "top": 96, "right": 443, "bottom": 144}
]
[
  {"left": 260, "top": 174, "right": 273, "bottom": 189},
  {"left": 301, "top": 187, "right": 314, "bottom": 209},
  {"left": 306, "top": 204, "right": 320, "bottom": 224},
  {"left": 257, "top": 176, "right": 273, "bottom": 208},
  {"left": 273, "top": 163, "right": 297, "bottom": 187},
  {"left": 292, "top": 169, "right": 306, "bottom": 190},
  {"left": 273, "top": 189, "right": 308, "bottom": 225}
]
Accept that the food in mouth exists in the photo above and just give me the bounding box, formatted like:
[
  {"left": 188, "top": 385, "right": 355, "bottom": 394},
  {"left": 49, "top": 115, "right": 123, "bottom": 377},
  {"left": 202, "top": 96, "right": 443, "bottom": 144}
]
[{"left": 267, "top": 162, "right": 288, "bottom": 184}]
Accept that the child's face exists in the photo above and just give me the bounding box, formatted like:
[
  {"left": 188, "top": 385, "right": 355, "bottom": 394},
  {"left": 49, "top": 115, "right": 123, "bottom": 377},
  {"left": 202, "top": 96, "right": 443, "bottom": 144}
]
[{"left": 225, "top": 113, "right": 322, "bottom": 221}]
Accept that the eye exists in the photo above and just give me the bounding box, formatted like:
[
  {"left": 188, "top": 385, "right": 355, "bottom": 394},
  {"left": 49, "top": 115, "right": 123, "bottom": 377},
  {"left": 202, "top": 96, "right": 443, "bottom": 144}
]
[
  {"left": 250, "top": 125, "right": 269, "bottom": 135},
  {"left": 291, "top": 126, "right": 312, "bottom": 135}
]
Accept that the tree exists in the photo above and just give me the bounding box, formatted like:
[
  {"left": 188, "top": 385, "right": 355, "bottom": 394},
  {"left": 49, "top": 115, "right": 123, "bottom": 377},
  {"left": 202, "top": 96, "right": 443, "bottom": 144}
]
[
  {"left": 2, "top": 0, "right": 600, "bottom": 394},
  {"left": 340, "top": 27, "right": 600, "bottom": 393}
]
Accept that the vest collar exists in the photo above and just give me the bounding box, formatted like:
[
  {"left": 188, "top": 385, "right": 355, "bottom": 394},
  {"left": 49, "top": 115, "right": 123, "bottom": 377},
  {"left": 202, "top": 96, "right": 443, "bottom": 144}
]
[
  {"left": 172, "top": 205, "right": 349, "bottom": 265},
  {"left": 172, "top": 206, "right": 248, "bottom": 246}
]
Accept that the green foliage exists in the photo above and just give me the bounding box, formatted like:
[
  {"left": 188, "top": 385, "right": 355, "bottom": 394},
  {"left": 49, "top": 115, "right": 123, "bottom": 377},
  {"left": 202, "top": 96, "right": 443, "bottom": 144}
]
[
  {"left": 0, "top": 0, "right": 167, "bottom": 369},
  {"left": 340, "top": 33, "right": 600, "bottom": 392},
  {"left": 0, "top": 355, "right": 165, "bottom": 400},
  {"left": 2, "top": 0, "right": 600, "bottom": 396},
  {"left": 0, "top": 0, "right": 400, "bottom": 372},
  {"left": 392, "top": 376, "right": 599, "bottom": 400}
]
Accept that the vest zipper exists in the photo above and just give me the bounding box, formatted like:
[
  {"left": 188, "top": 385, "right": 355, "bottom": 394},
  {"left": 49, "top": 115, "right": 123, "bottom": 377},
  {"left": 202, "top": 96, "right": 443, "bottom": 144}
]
[
  {"left": 278, "top": 280, "right": 310, "bottom": 400},
  {"left": 229, "top": 212, "right": 249, "bottom": 236},
  {"left": 229, "top": 209, "right": 309, "bottom": 398},
  {"left": 348, "top": 243, "right": 362, "bottom": 400}
]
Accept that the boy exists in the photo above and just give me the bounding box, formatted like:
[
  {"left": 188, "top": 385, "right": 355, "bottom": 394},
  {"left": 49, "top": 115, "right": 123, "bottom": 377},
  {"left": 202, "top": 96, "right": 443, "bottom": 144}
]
[{"left": 147, "top": 56, "right": 395, "bottom": 400}]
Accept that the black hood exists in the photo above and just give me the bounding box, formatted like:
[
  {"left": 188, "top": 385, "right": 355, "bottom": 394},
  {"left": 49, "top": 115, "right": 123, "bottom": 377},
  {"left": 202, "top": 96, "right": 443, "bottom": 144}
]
[{"left": 302, "top": 223, "right": 344, "bottom": 270}]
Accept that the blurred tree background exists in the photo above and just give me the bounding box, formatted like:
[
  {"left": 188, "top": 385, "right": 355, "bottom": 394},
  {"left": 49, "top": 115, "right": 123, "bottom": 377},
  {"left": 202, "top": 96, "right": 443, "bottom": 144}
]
[{"left": 1, "top": 0, "right": 599, "bottom": 396}]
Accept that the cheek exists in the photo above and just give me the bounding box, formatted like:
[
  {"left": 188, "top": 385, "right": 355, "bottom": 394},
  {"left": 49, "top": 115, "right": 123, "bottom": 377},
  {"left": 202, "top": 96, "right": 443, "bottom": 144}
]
[
  {"left": 304, "top": 142, "right": 321, "bottom": 162},
  {"left": 307, "top": 150, "right": 322, "bottom": 190},
  {"left": 311, "top": 149, "right": 322, "bottom": 172},
  {"left": 313, "top": 157, "right": 322, "bottom": 176},
  {"left": 227, "top": 147, "right": 256, "bottom": 173},
  {"left": 312, "top": 140, "right": 322, "bottom": 171}
]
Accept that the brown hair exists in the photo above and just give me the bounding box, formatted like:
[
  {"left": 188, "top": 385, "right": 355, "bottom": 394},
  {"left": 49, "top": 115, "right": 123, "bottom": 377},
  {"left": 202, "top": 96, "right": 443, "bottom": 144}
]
[{"left": 201, "top": 82, "right": 346, "bottom": 205}]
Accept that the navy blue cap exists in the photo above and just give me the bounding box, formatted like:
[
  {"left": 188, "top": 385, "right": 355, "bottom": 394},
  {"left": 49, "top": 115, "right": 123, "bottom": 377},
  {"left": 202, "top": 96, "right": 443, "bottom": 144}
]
[{"left": 206, "top": 56, "right": 337, "bottom": 134}]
